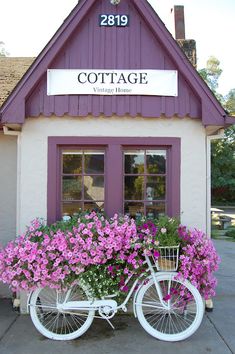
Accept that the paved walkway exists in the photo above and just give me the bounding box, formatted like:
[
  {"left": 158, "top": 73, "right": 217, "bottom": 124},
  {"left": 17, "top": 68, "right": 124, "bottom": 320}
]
[{"left": 0, "top": 239, "right": 234, "bottom": 354}]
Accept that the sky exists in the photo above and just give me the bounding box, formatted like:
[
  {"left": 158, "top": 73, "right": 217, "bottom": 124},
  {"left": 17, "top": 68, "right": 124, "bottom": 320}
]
[{"left": 0, "top": 0, "right": 235, "bottom": 95}]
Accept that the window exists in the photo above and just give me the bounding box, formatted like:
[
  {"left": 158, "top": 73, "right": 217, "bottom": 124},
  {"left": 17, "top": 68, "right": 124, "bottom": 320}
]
[
  {"left": 124, "top": 150, "right": 167, "bottom": 218},
  {"left": 61, "top": 150, "right": 105, "bottom": 216},
  {"left": 48, "top": 137, "right": 180, "bottom": 223}
]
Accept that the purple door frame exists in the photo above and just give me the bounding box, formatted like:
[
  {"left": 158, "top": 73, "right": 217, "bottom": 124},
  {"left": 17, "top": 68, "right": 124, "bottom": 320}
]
[{"left": 47, "top": 136, "right": 181, "bottom": 223}]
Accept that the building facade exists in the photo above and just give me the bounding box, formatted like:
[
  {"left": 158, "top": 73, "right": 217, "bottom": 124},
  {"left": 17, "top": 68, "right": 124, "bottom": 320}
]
[{"left": 0, "top": 0, "right": 234, "bottom": 299}]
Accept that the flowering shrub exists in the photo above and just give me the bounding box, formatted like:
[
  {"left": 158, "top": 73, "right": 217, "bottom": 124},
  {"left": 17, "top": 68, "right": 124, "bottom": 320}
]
[
  {"left": 177, "top": 225, "right": 221, "bottom": 299},
  {"left": 136, "top": 216, "right": 181, "bottom": 248},
  {"left": 0, "top": 213, "right": 146, "bottom": 297},
  {"left": 0, "top": 212, "right": 220, "bottom": 300}
]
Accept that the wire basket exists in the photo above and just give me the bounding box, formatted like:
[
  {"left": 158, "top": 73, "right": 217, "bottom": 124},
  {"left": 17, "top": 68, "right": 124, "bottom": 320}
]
[{"left": 155, "top": 245, "right": 180, "bottom": 271}]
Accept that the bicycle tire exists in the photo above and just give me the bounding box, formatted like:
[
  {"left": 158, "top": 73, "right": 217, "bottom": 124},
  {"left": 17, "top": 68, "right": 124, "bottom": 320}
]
[
  {"left": 135, "top": 273, "right": 204, "bottom": 342},
  {"left": 29, "top": 282, "right": 95, "bottom": 340}
]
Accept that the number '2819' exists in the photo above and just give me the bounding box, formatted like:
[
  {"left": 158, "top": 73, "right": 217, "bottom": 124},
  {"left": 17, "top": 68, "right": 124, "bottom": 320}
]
[{"left": 99, "top": 14, "right": 129, "bottom": 27}]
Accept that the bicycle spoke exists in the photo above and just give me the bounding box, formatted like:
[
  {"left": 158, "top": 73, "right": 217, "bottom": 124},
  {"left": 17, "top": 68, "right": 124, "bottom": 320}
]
[
  {"left": 136, "top": 275, "right": 204, "bottom": 340},
  {"left": 30, "top": 284, "right": 94, "bottom": 339}
]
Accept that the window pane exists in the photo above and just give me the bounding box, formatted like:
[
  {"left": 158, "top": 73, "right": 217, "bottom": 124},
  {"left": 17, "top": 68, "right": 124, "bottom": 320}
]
[
  {"left": 125, "top": 176, "right": 144, "bottom": 200},
  {"left": 62, "top": 176, "right": 82, "bottom": 200},
  {"left": 146, "top": 150, "right": 166, "bottom": 174},
  {"left": 124, "top": 202, "right": 144, "bottom": 218},
  {"left": 84, "top": 151, "right": 104, "bottom": 174},
  {"left": 84, "top": 201, "right": 104, "bottom": 213},
  {"left": 84, "top": 176, "right": 104, "bottom": 201},
  {"left": 146, "top": 203, "right": 166, "bottom": 218},
  {"left": 62, "top": 202, "right": 83, "bottom": 216},
  {"left": 146, "top": 176, "right": 166, "bottom": 200},
  {"left": 124, "top": 150, "right": 144, "bottom": 174},
  {"left": 62, "top": 151, "right": 82, "bottom": 174}
]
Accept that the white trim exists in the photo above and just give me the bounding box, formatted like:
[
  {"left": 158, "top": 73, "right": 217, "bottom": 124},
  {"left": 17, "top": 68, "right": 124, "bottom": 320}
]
[
  {"left": 206, "top": 130, "right": 224, "bottom": 237},
  {"left": 3, "top": 126, "right": 22, "bottom": 234}
]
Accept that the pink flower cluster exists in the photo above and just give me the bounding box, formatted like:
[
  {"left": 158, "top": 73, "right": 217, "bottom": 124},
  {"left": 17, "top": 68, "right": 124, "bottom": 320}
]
[
  {"left": 177, "top": 226, "right": 221, "bottom": 299},
  {"left": 0, "top": 213, "right": 143, "bottom": 292},
  {"left": 0, "top": 213, "right": 220, "bottom": 300}
]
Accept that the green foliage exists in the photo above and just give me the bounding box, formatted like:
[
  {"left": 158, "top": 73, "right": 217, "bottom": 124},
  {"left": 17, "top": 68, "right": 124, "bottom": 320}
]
[
  {"left": 0, "top": 41, "right": 9, "bottom": 57},
  {"left": 198, "top": 56, "right": 223, "bottom": 99},
  {"left": 211, "top": 126, "right": 235, "bottom": 203},
  {"left": 225, "top": 226, "right": 235, "bottom": 239},
  {"left": 78, "top": 262, "right": 126, "bottom": 300},
  {"left": 154, "top": 216, "right": 181, "bottom": 246},
  {"left": 199, "top": 56, "right": 235, "bottom": 204},
  {"left": 224, "top": 89, "right": 235, "bottom": 115},
  {"left": 136, "top": 216, "right": 181, "bottom": 247}
]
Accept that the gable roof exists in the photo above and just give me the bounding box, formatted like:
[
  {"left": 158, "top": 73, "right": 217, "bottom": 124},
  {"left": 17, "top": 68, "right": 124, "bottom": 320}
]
[{"left": 0, "top": 0, "right": 234, "bottom": 127}]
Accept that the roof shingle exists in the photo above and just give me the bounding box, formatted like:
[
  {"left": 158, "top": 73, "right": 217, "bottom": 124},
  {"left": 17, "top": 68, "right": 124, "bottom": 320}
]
[{"left": 0, "top": 57, "right": 34, "bottom": 108}]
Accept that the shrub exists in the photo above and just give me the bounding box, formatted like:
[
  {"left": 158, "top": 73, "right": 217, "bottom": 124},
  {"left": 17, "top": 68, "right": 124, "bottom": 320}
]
[
  {"left": 225, "top": 226, "right": 235, "bottom": 239},
  {"left": 177, "top": 226, "right": 221, "bottom": 299},
  {"left": 0, "top": 213, "right": 220, "bottom": 300}
]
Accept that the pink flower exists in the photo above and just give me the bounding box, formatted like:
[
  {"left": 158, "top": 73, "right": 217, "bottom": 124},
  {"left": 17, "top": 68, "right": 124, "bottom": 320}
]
[
  {"left": 120, "top": 285, "right": 129, "bottom": 292},
  {"left": 153, "top": 250, "right": 160, "bottom": 258},
  {"left": 163, "top": 294, "right": 171, "bottom": 301}
]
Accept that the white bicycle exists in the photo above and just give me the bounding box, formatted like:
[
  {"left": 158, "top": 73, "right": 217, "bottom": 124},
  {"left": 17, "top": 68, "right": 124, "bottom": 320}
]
[{"left": 28, "top": 246, "right": 204, "bottom": 342}]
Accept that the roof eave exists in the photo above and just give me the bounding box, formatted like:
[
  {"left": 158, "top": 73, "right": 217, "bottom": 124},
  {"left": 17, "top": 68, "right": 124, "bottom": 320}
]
[{"left": 0, "top": 0, "right": 95, "bottom": 123}]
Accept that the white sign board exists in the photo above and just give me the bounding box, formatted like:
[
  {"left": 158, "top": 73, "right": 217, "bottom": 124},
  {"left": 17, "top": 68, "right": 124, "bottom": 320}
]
[{"left": 47, "top": 69, "right": 178, "bottom": 97}]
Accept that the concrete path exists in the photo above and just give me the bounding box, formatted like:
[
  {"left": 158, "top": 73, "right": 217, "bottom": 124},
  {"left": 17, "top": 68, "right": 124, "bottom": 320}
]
[{"left": 0, "top": 239, "right": 234, "bottom": 354}]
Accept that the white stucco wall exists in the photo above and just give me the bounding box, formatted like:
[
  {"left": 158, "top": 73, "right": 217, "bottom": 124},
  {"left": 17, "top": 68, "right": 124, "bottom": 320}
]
[
  {"left": 0, "top": 133, "right": 17, "bottom": 297},
  {"left": 18, "top": 116, "right": 207, "bottom": 233}
]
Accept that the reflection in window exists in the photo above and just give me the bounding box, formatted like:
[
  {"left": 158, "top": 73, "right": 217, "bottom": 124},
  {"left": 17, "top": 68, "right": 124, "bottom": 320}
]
[
  {"left": 125, "top": 150, "right": 144, "bottom": 174},
  {"left": 124, "top": 149, "right": 166, "bottom": 218},
  {"left": 146, "top": 150, "right": 166, "bottom": 174},
  {"left": 61, "top": 150, "right": 105, "bottom": 217}
]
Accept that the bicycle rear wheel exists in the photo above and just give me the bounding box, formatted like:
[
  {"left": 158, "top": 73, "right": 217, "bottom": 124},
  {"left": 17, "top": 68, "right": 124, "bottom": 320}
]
[
  {"left": 135, "top": 273, "right": 204, "bottom": 342},
  {"left": 29, "top": 282, "right": 95, "bottom": 340}
]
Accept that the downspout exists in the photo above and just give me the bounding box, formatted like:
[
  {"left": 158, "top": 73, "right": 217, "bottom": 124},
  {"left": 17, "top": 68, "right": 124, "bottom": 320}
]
[
  {"left": 3, "top": 126, "right": 23, "bottom": 310},
  {"left": 205, "top": 129, "right": 224, "bottom": 312},
  {"left": 206, "top": 129, "right": 224, "bottom": 238},
  {"left": 3, "top": 126, "right": 22, "bottom": 235}
]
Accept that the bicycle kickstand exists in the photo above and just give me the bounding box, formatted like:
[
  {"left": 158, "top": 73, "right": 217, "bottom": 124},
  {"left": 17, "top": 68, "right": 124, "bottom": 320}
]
[{"left": 106, "top": 318, "right": 115, "bottom": 330}]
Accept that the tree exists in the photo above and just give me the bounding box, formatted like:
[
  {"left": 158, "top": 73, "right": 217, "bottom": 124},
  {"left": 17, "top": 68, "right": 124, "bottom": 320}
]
[
  {"left": 211, "top": 126, "right": 235, "bottom": 204},
  {"left": 224, "top": 89, "right": 235, "bottom": 115},
  {"left": 0, "top": 41, "right": 9, "bottom": 57},
  {"left": 199, "top": 56, "right": 235, "bottom": 204},
  {"left": 198, "top": 56, "right": 224, "bottom": 103}
]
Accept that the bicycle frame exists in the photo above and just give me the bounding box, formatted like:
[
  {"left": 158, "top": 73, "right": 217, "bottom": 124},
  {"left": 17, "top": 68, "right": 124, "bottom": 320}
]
[
  {"left": 56, "top": 254, "right": 172, "bottom": 315},
  {"left": 27, "top": 254, "right": 172, "bottom": 318}
]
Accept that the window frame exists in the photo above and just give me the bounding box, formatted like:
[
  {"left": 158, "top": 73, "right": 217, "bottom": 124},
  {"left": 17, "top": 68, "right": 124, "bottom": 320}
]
[
  {"left": 48, "top": 137, "right": 180, "bottom": 223},
  {"left": 61, "top": 148, "right": 106, "bottom": 216},
  {"left": 123, "top": 148, "right": 168, "bottom": 217}
]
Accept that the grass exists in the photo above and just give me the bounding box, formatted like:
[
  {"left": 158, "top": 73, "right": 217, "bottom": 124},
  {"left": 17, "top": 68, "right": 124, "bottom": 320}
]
[{"left": 211, "top": 228, "right": 235, "bottom": 241}]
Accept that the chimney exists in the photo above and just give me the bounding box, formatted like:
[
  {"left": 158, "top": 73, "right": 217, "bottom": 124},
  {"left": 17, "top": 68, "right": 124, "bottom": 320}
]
[
  {"left": 174, "top": 5, "right": 185, "bottom": 40},
  {"left": 174, "top": 5, "right": 197, "bottom": 68}
]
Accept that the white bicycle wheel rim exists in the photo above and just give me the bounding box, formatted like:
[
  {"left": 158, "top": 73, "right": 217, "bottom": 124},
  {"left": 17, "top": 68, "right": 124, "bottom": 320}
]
[
  {"left": 135, "top": 273, "right": 204, "bottom": 342},
  {"left": 29, "top": 283, "right": 95, "bottom": 340}
]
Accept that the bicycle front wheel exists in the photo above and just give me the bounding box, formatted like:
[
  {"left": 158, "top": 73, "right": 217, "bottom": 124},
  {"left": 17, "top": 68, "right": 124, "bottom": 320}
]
[
  {"left": 135, "top": 273, "right": 204, "bottom": 342},
  {"left": 29, "top": 282, "right": 95, "bottom": 340}
]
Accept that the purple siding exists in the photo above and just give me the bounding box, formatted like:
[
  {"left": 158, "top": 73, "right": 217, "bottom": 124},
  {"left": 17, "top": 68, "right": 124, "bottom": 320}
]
[
  {"left": 25, "top": 1, "right": 201, "bottom": 119},
  {"left": 0, "top": 0, "right": 231, "bottom": 126}
]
